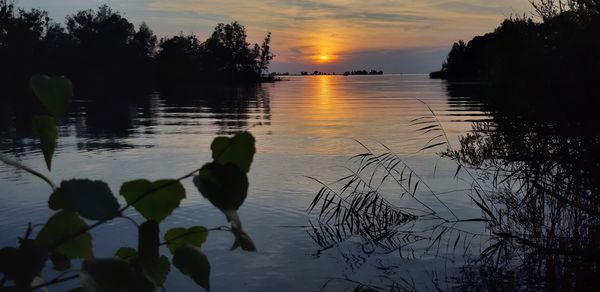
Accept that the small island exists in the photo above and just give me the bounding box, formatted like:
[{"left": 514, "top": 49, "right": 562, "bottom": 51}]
[
  {"left": 342, "top": 70, "right": 384, "bottom": 76},
  {"left": 274, "top": 69, "right": 384, "bottom": 76}
]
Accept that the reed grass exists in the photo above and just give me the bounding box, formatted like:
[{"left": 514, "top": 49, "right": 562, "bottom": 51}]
[{"left": 308, "top": 100, "right": 600, "bottom": 290}]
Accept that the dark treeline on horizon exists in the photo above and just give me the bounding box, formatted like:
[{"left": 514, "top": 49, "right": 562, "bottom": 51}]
[
  {"left": 283, "top": 69, "right": 384, "bottom": 76},
  {"left": 0, "top": 1, "right": 274, "bottom": 96},
  {"left": 342, "top": 70, "right": 383, "bottom": 76},
  {"left": 431, "top": 0, "right": 600, "bottom": 107}
]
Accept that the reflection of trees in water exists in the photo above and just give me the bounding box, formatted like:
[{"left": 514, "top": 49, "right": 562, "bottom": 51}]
[
  {"left": 69, "top": 94, "right": 148, "bottom": 151},
  {"left": 444, "top": 82, "right": 486, "bottom": 112},
  {"left": 0, "top": 93, "right": 48, "bottom": 156},
  {"left": 442, "top": 82, "right": 600, "bottom": 289},
  {"left": 308, "top": 84, "right": 600, "bottom": 290},
  {"left": 160, "top": 84, "right": 271, "bottom": 135},
  {"left": 0, "top": 85, "right": 271, "bottom": 153},
  {"left": 448, "top": 112, "right": 600, "bottom": 290}
]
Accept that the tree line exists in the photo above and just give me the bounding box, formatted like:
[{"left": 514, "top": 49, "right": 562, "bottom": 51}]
[
  {"left": 0, "top": 1, "right": 274, "bottom": 95},
  {"left": 430, "top": 0, "right": 600, "bottom": 104},
  {"left": 342, "top": 70, "right": 383, "bottom": 76}
]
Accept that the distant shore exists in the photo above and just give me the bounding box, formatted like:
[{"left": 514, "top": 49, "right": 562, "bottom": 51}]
[{"left": 274, "top": 69, "right": 384, "bottom": 76}]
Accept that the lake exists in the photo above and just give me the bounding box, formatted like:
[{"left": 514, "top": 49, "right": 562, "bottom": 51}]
[{"left": 1, "top": 75, "right": 493, "bottom": 291}]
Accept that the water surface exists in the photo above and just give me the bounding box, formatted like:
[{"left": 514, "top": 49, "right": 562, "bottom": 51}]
[{"left": 0, "top": 75, "right": 489, "bottom": 291}]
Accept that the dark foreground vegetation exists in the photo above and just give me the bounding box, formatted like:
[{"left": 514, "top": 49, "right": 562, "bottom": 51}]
[
  {"left": 0, "top": 1, "right": 274, "bottom": 94},
  {"left": 430, "top": 0, "right": 600, "bottom": 106},
  {"left": 309, "top": 83, "right": 600, "bottom": 290},
  {"left": 0, "top": 76, "right": 259, "bottom": 291}
]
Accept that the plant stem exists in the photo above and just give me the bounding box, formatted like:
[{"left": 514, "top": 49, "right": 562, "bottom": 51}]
[
  {"left": 29, "top": 274, "right": 78, "bottom": 290},
  {"left": 0, "top": 154, "right": 57, "bottom": 191},
  {"left": 48, "top": 167, "right": 202, "bottom": 253}
]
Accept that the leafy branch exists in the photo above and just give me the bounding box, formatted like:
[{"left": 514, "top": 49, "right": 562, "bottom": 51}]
[{"left": 0, "top": 75, "right": 259, "bottom": 291}]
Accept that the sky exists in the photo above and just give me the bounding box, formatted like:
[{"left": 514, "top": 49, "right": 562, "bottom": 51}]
[{"left": 19, "top": 0, "right": 533, "bottom": 73}]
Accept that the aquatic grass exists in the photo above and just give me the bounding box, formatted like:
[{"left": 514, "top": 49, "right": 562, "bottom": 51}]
[
  {"left": 306, "top": 103, "right": 492, "bottom": 260},
  {"left": 308, "top": 98, "right": 600, "bottom": 290}
]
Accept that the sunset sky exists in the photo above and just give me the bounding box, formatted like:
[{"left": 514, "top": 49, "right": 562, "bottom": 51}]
[{"left": 20, "top": 0, "right": 533, "bottom": 73}]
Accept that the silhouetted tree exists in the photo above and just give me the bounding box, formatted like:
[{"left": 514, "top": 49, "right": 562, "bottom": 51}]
[
  {"left": 132, "top": 23, "right": 157, "bottom": 58},
  {"left": 256, "top": 32, "right": 274, "bottom": 76},
  {"left": 202, "top": 22, "right": 253, "bottom": 77},
  {"left": 65, "top": 5, "right": 152, "bottom": 92},
  {"left": 0, "top": 0, "right": 55, "bottom": 88},
  {"left": 156, "top": 34, "right": 203, "bottom": 86},
  {"left": 130, "top": 22, "right": 158, "bottom": 85},
  {"left": 0, "top": 3, "right": 275, "bottom": 95},
  {"left": 199, "top": 22, "right": 273, "bottom": 82},
  {"left": 342, "top": 69, "right": 384, "bottom": 75},
  {"left": 440, "top": 40, "right": 467, "bottom": 79},
  {"left": 156, "top": 21, "right": 273, "bottom": 87},
  {"left": 530, "top": 0, "right": 600, "bottom": 19},
  {"left": 431, "top": 1, "right": 600, "bottom": 102}
]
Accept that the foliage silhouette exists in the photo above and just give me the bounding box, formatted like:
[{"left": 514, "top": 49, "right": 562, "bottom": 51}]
[
  {"left": 342, "top": 70, "right": 384, "bottom": 76},
  {"left": 308, "top": 92, "right": 600, "bottom": 290},
  {"left": 430, "top": 0, "right": 600, "bottom": 104},
  {"left": 0, "top": 75, "right": 258, "bottom": 291},
  {"left": 442, "top": 91, "right": 600, "bottom": 290},
  {"left": 0, "top": 2, "right": 274, "bottom": 95}
]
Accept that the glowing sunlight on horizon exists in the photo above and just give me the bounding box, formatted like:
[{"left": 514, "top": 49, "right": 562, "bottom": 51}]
[{"left": 19, "top": 0, "right": 534, "bottom": 72}]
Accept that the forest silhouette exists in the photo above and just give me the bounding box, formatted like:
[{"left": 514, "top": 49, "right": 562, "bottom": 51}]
[
  {"left": 431, "top": 0, "right": 600, "bottom": 107},
  {"left": 0, "top": 1, "right": 274, "bottom": 95}
]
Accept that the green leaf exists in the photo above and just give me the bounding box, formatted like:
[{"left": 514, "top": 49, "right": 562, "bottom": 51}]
[
  {"left": 49, "top": 252, "right": 71, "bottom": 271},
  {"left": 144, "top": 255, "right": 170, "bottom": 288},
  {"left": 164, "top": 226, "right": 208, "bottom": 254},
  {"left": 211, "top": 132, "right": 256, "bottom": 173},
  {"left": 113, "top": 247, "right": 163, "bottom": 289},
  {"left": 0, "top": 247, "right": 16, "bottom": 275},
  {"left": 113, "top": 229, "right": 170, "bottom": 289},
  {"left": 81, "top": 258, "right": 133, "bottom": 292},
  {"left": 0, "top": 240, "right": 47, "bottom": 288},
  {"left": 231, "top": 228, "right": 257, "bottom": 252},
  {"left": 225, "top": 211, "right": 256, "bottom": 252},
  {"left": 138, "top": 220, "right": 159, "bottom": 263},
  {"left": 137, "top": 220, "right": 171, "bottom": 288},
  {"left": 120, "top": 179, "right": 186, "bottom": 223},
  {"left": 36, "top": 210, "right": 93, "bottom": 259},
  {"left": 129, "top": 262, "right": 157, "bottom": 292},
  {"left": 117, "top": 250, "right": 170, "bottom": 289},
  {"left": 32, "top": 115, "right": 57, "bottom": 171},
  {"left": 30, "top": 75, "right": 73, "bottom": 120},
  {"left": 115, "top": 247, "right": 137, "bottom": 262},
  {"left": 193, "top": 162, "right": 248, "bottom": 212},
  {"left": 354, "top": 286, "right": 378, "bottom": 292},
  {"left": 48, "top": 188, "right": 67, "bottom": 211},
  {"left": 31, "top": 276, "right": 46, "bottom": 290},
  {"left": 173, "top": 244, "right": 210, "bottom": 291},
  {"left": 50, "top": 179, "right": 121, "bottom": 221}
]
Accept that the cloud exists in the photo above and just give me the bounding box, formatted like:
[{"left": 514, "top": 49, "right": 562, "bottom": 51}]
[
  {"left": 142, "top": 0, "right": 530, "bottom": 40},
  {"left": 18, "top": 0, "right": 534, "bottom": 72},
  {"left": 434, "top": 1, "right": 528, "bottom": 15}
]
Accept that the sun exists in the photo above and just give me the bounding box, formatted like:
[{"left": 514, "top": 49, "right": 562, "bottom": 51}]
[{"left": 310, "top": 51, "right": 337, "bottom": 63}]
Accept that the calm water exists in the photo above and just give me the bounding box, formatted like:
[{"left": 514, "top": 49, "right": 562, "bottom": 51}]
[{"left": 0, "top": 75, "right": 490, "bottom": 291}]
